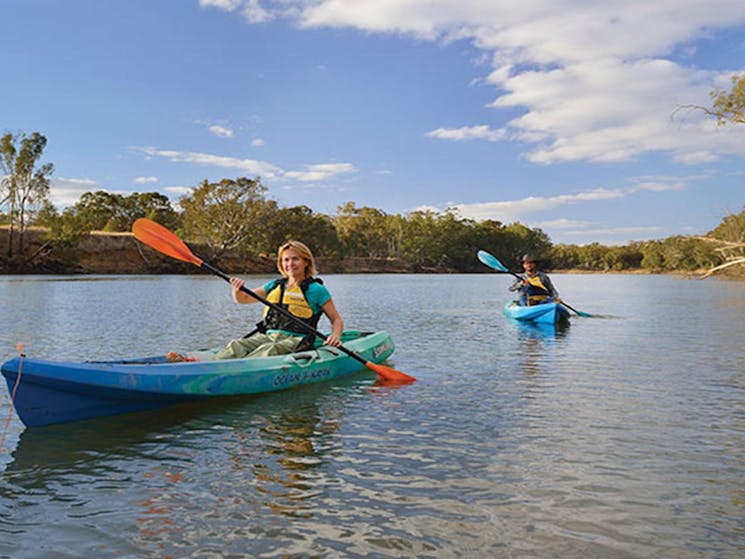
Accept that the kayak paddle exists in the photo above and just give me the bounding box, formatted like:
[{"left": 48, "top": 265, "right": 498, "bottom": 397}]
[
  {"left": 477, "top": 249, "right": 591, "bottom": 317},
  {"left": 132, "top": 218, "right": 415, "bottom": 383}
]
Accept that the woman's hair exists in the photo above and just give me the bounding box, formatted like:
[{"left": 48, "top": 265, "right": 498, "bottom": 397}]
[{"left": 277, "top": 240, "right": 317, "bottom": 278}]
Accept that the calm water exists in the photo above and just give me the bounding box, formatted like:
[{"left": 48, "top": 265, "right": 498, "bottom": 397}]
[{"left": 0, "top": 273, "right": 744, "bottom": 558}]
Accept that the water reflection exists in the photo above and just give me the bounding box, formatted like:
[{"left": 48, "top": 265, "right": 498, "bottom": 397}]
[
  {"left": 508, "top": 320, "right": 570, "bottom": 377},
  {"left": 3, "top": 398, "right": 248, "bottom": 475},
  {"left": 511, "top": 319, "right": 570, "bottom": 341}
]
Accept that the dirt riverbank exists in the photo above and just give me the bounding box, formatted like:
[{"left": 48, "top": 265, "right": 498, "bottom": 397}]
[
  {"left": 0, "top": 228, "right": 424, "bottom": 275},
  {"left": 1, "top": 227, "right": 740, "bottom": 278}
]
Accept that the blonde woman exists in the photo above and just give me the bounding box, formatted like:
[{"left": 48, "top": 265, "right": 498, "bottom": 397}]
[{"left": 168, "top": 240, "right": 344, "bottom": 361}]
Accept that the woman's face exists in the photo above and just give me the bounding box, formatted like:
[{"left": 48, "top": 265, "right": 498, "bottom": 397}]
[{"left": 281, "top": 247, "right": 307, "bottom": 278}]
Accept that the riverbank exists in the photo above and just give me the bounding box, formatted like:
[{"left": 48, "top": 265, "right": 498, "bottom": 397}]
[
  {"left": 1, "top": 227, "right": 740, "bottom": 278},
  {"left": 0, "top": 228, "right": 429, "bottom": 275}
]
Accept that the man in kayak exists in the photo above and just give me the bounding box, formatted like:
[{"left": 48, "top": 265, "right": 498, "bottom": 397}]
[
  {"left": 168, "top": 240, "right": 344, "bottom": 361},
  {"left": 509, "top": 254, "right": 563, "bottom": 306}
]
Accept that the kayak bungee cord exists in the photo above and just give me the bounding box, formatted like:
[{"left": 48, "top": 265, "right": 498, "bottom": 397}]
[{"left": 0, "top": 344, "right": 24, "bottom": 453}]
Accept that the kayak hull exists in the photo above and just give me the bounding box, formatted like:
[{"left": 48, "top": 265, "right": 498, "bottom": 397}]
[
  {"left": 503, "top": 301, "right": 570, "bottom": 325},
  {"left": 1, "top": 330, "right": 395, "bottom": 427}
]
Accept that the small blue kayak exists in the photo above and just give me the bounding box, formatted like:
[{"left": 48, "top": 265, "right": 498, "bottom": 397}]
[
  {"left": 1, "top": 330, "right": 394, "bottom": 427},
  {"left": 503, "top": 301, "right": 570, "bottom": 325}
]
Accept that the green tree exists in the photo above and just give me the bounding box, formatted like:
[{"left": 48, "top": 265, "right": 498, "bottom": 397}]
[
  {"left": 677, "top": 74, "right": 745, "bottom": 126},
  {"left": 333, "top": 202, "right": 390, "bottom": 258},
  {"left": 72, "top": 191, "right": 125, "bottom": 231},
  {"left": 179, "top": 177, "right": 277, "bottom": 259},
  {"left": 131, "top": 192, "right": 180, "bottom": 231},
  {"left": 501, "top": 222, "right": 553, "bottom": 268},
  {"left": 708, "top": 207, "right": 745, "bottom": 243},
  {"left": 266, "top": 205, "right": 342, "bottom": 257},
  {"left": 0, "top": 131, "right": 54, "bottom": 259},
  {"left": 70, "top": 190, "right": 179, "bottom": 232},
  {"left": 425, "top": 209, "right": 479, "bottom": 270},
  {"left": 399, "top": 209, "right": 440, "bottom": 267},
  {"left": 707, "top": 74, "right": 745, "bottom": 125},
  {"left": 36, "top": 204, "right": 92, "bottom": 266},
  {"left": 639, "top": 240, "right": 665, "bottom": 271}
]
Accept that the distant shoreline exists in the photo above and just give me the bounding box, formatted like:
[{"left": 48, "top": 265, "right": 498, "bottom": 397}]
[{"left": 0, "top": 228, "right": 740, "bottom": 279}]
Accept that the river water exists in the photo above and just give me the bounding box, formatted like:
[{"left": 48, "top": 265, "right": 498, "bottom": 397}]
[{"left": 0, "top": 273, "right": 743, "bottom": 558}]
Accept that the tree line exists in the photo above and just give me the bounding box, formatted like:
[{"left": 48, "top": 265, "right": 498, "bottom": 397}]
[
  {"left": 2, "top": 167, "right": 741, "bottom": 274},
  {"left": 2, "top": 74, "right": 743, "bottom": 273}
]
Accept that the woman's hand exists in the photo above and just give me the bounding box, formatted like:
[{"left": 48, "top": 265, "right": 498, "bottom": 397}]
[
  {"left": 320, "top": 299, "right": 344, "bottom": 347},
  {"left": 324, "top": 332, "right": 342, "bottom": 347},
  {"left": 230, "top": 277, "right": 245, "bottom": 290},
  {"left": 230, "top": 277, "right": 255, "bottom": 304}
]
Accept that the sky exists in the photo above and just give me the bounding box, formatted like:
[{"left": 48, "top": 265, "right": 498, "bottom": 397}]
[{"left": 2, "top": 0, "right": 744, "bottom": 246}]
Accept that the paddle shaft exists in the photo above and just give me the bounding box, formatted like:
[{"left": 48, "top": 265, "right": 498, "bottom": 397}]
[{"left": 200, "top": 261, "right": 370, "bottom": 367}]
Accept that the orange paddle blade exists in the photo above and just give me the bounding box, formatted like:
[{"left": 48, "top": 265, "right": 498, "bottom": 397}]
[
  {"left": 132, "top": 218, "right": 203, "bottom": 266},
  {"left": 365, "top": 361, "right": 416, "bottom": 384}
]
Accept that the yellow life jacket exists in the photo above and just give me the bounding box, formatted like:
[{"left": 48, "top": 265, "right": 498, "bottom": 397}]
[
  {"left": 260, "top": 277, "right": 322, "bottom": 336},
  {"left": 526, "top": 276, "right": 550, "bottom": 305}
]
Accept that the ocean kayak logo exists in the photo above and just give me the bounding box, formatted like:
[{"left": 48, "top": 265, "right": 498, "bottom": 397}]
[{"left": 273, "top": 367, "right": 331, "bottom": 387}]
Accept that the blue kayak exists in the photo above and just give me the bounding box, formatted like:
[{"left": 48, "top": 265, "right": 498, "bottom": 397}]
[
  {"left": 503, "top": 301, "right": 570, "bottom": 325},
  {"left": 1, "top": 330, "right": 394, "bottom": 427}
]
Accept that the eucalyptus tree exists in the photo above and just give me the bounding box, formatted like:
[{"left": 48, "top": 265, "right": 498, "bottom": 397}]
[
  {"left": 333, "top": 202, "right": 391, "bottom": 258},
  {"left": 706, "top": 74, "right": 745, "bottom": 125},
  {"left": 677, "top": 73, "right": 745, "bottom": 125},
  {"left": 179, "top": 177, "right": 278, "bottom": 259},
  {"left": 0, "top": 131, "right": 54, "bottom": 259},
  {"left": 70, "top": 190, "right": 179, "bottom": 232},
  {"left": 501, "top": 222, "right": 552, "bottom": 267},
  {"left": 266, "top": 205, "right": 343, "bottom": 258}
]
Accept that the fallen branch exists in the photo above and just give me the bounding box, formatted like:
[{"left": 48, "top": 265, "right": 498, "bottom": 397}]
[
  {"left": 693, "top": 236, "right": 745, "bottom": 248},
  {"left": 700, "top": 257, "right": 745, "bottom": 279}
]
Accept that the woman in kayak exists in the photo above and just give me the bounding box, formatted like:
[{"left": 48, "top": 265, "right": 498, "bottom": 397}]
[
  {"left": 168, "top": 240, "right": 344, "bottom": 361},
  {"left": 509, "top": 254, "right": 563, "bottom": 307}
]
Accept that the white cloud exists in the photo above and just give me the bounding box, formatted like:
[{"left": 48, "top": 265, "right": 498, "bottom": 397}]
[
  {"left": 134, "top": 146, "right": 283, "bottom": 178},
  {"left": 448, "top": 171, "right": 695, "bottom": 224},
  {"left": 410, "top": 204, "right": 443, "bottom": 214},
  {"left": 559, "top": 225, "right": 667, "bottom": 246},
  {"left": 134, "top": 176, "right": 158, "bottom": 184},
  {"left": 251, "top": 138, "right": 265, "bottom": 147},
  {"left": 207, "top": 1, "right": 745, "bottom": 164},
  {"left": 208, "top": 124, "right": 235, "bottom": 138},
  {"left": 49, "top": 177, "right": 99, "bottom": 207},
  {"left": 426, "top": 125, "right": 505, "bottom": 142},
  {"left": 198, "top": 0, "right": 242, "bottom": 11},
  {"left": 163, "top": 186, "right": 193, "bottom": 197},
  {"left": 284, "top": 163, "right": 358, "bottom": 182},
  {"left": 134, "top": 146, "right": 359, "bottom": 187},
  {"left": 242, "top": 0, "right": 273, "bottom": 23},
  {"left": 455, "top": 188, "right": 626, "bottom": 222},
  {"left": 629, "top": 181, "right": 686, "bottom": 193},
  {"left": 535, "top": 218, "right": 591, "bottom": 229},
  {"left": 576, "top": 225, "right": 665, "bottom": 236}
]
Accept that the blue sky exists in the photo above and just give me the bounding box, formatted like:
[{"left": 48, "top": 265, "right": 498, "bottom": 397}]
[{"left": 2, "top": 0, "right": 744, "bottom": 245}]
